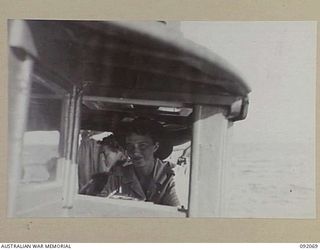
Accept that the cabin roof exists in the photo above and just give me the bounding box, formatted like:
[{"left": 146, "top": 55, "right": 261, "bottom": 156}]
[
  {"left": 9, "top": 20, "right": 251, "bottom": 140},
  {"left": 11, "top": 20, "right": 250, "bottom": 97}
]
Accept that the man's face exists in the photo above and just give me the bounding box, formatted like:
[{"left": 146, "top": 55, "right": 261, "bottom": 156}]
[{"left": 125, "top": 133, "right": 159, "bottom": 169}]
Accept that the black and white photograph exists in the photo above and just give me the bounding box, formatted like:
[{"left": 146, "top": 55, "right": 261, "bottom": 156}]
[{"left": 8, "top": 20, "right": 316, "bottom": 218}]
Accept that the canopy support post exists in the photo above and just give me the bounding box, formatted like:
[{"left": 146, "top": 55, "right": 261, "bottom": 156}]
[
  {"left": 62, "top": 90, "right": 75, "bottom": 208},
  {"left": 187, "top": 105, "right": 231, "bottom": 217},
  {"left": 67, "top": 87, "right": 82, "bottom": 208},
  {"left": 56, "top": 94, "right": 71, "bottom": 182},
  {"left": 8, "top": 50, "right": 34, "bottom": 217},
  {"left": 62, "top": 86, "right": 82, "bottom": 210}
]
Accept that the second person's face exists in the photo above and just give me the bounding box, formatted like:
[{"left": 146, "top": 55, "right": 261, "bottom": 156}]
[{"left": 99, "top": 145, "right": 123, "bottom": 172}]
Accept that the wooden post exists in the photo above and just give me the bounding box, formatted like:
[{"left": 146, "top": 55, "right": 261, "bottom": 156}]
[
  {"left": 56, "top": 94, "right": 71, "bottom": 182},
  {"left": 58, "top": 96, "right": 67, "bottom": 157},
  {"left": 63, "top": 94, "right": 71, "bottom": 158},
  {"left": 62, "top": 86, "right": 82, "bottom": 209},
  {"left": 66, "top": 88, "right": 82, "bottom": 208},
  {"left": 8, "top": 50, "right": 34, "bottom": 217},
  {"left": 218, "top": 121, "right": 234, "bottom": 217},
  {"left": 67, "top": 89, "right": 76, "bottom": 161},
  {"left": 62, "top": 89, "right": 75, "bottom": 208},
  {"left": 187, "top": 105, "right": 230, "bottom": 217},
  {"left": 71, "top": 89, "right": 81, "bottom": 164}
]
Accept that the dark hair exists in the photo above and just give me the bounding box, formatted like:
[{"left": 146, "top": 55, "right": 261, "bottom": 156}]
[
  {"left": 114, "top": 118, "right": 173, "bottom": 159},
  {"left": 98, "top": 134, "right": 123, "bottom": 152},
  {"left": 115, "top": 118, "right": 164, "bottom": 144}
]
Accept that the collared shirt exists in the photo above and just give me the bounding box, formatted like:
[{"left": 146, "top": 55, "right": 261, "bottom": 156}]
[{"left": 80, "top": 158, "right": 180, "bottom": 207}]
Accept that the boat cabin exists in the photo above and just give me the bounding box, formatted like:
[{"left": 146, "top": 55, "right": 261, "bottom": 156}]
[{"left": 8, "top": 20, "right": 250, "bottom": 217}]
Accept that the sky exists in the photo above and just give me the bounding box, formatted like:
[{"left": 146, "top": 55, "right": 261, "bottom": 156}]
[{"left": 180, "top": 21, "right": 316, "bottom": 145}]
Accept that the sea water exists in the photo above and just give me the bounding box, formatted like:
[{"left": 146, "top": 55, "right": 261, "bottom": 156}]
[{"left": 224, "top": 142, "right": 315, "bottom": 218}]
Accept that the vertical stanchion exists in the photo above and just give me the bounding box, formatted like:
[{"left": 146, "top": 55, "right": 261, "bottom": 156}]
[
  {"left": 187, "top": 105, "right": 229, "bottom": 217},
  {"left": 56, "top": 94, "right": 70, "bottom": 182},
  {"left": 218, "top": 121, "right": 234, "bottom": 217},
  {"left": 8, "top": 50, "right": 34, "bottom": 217},
  {"left": 66, "top": 88, "right": 82, "bottom": 208},
  {"left": 62, "top": 88, "right": 76, "bottom": 208}
]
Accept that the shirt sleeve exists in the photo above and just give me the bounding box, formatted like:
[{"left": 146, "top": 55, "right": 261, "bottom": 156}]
[{"left": 160, "top": 175, "right": 180, "bottom": 207}]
